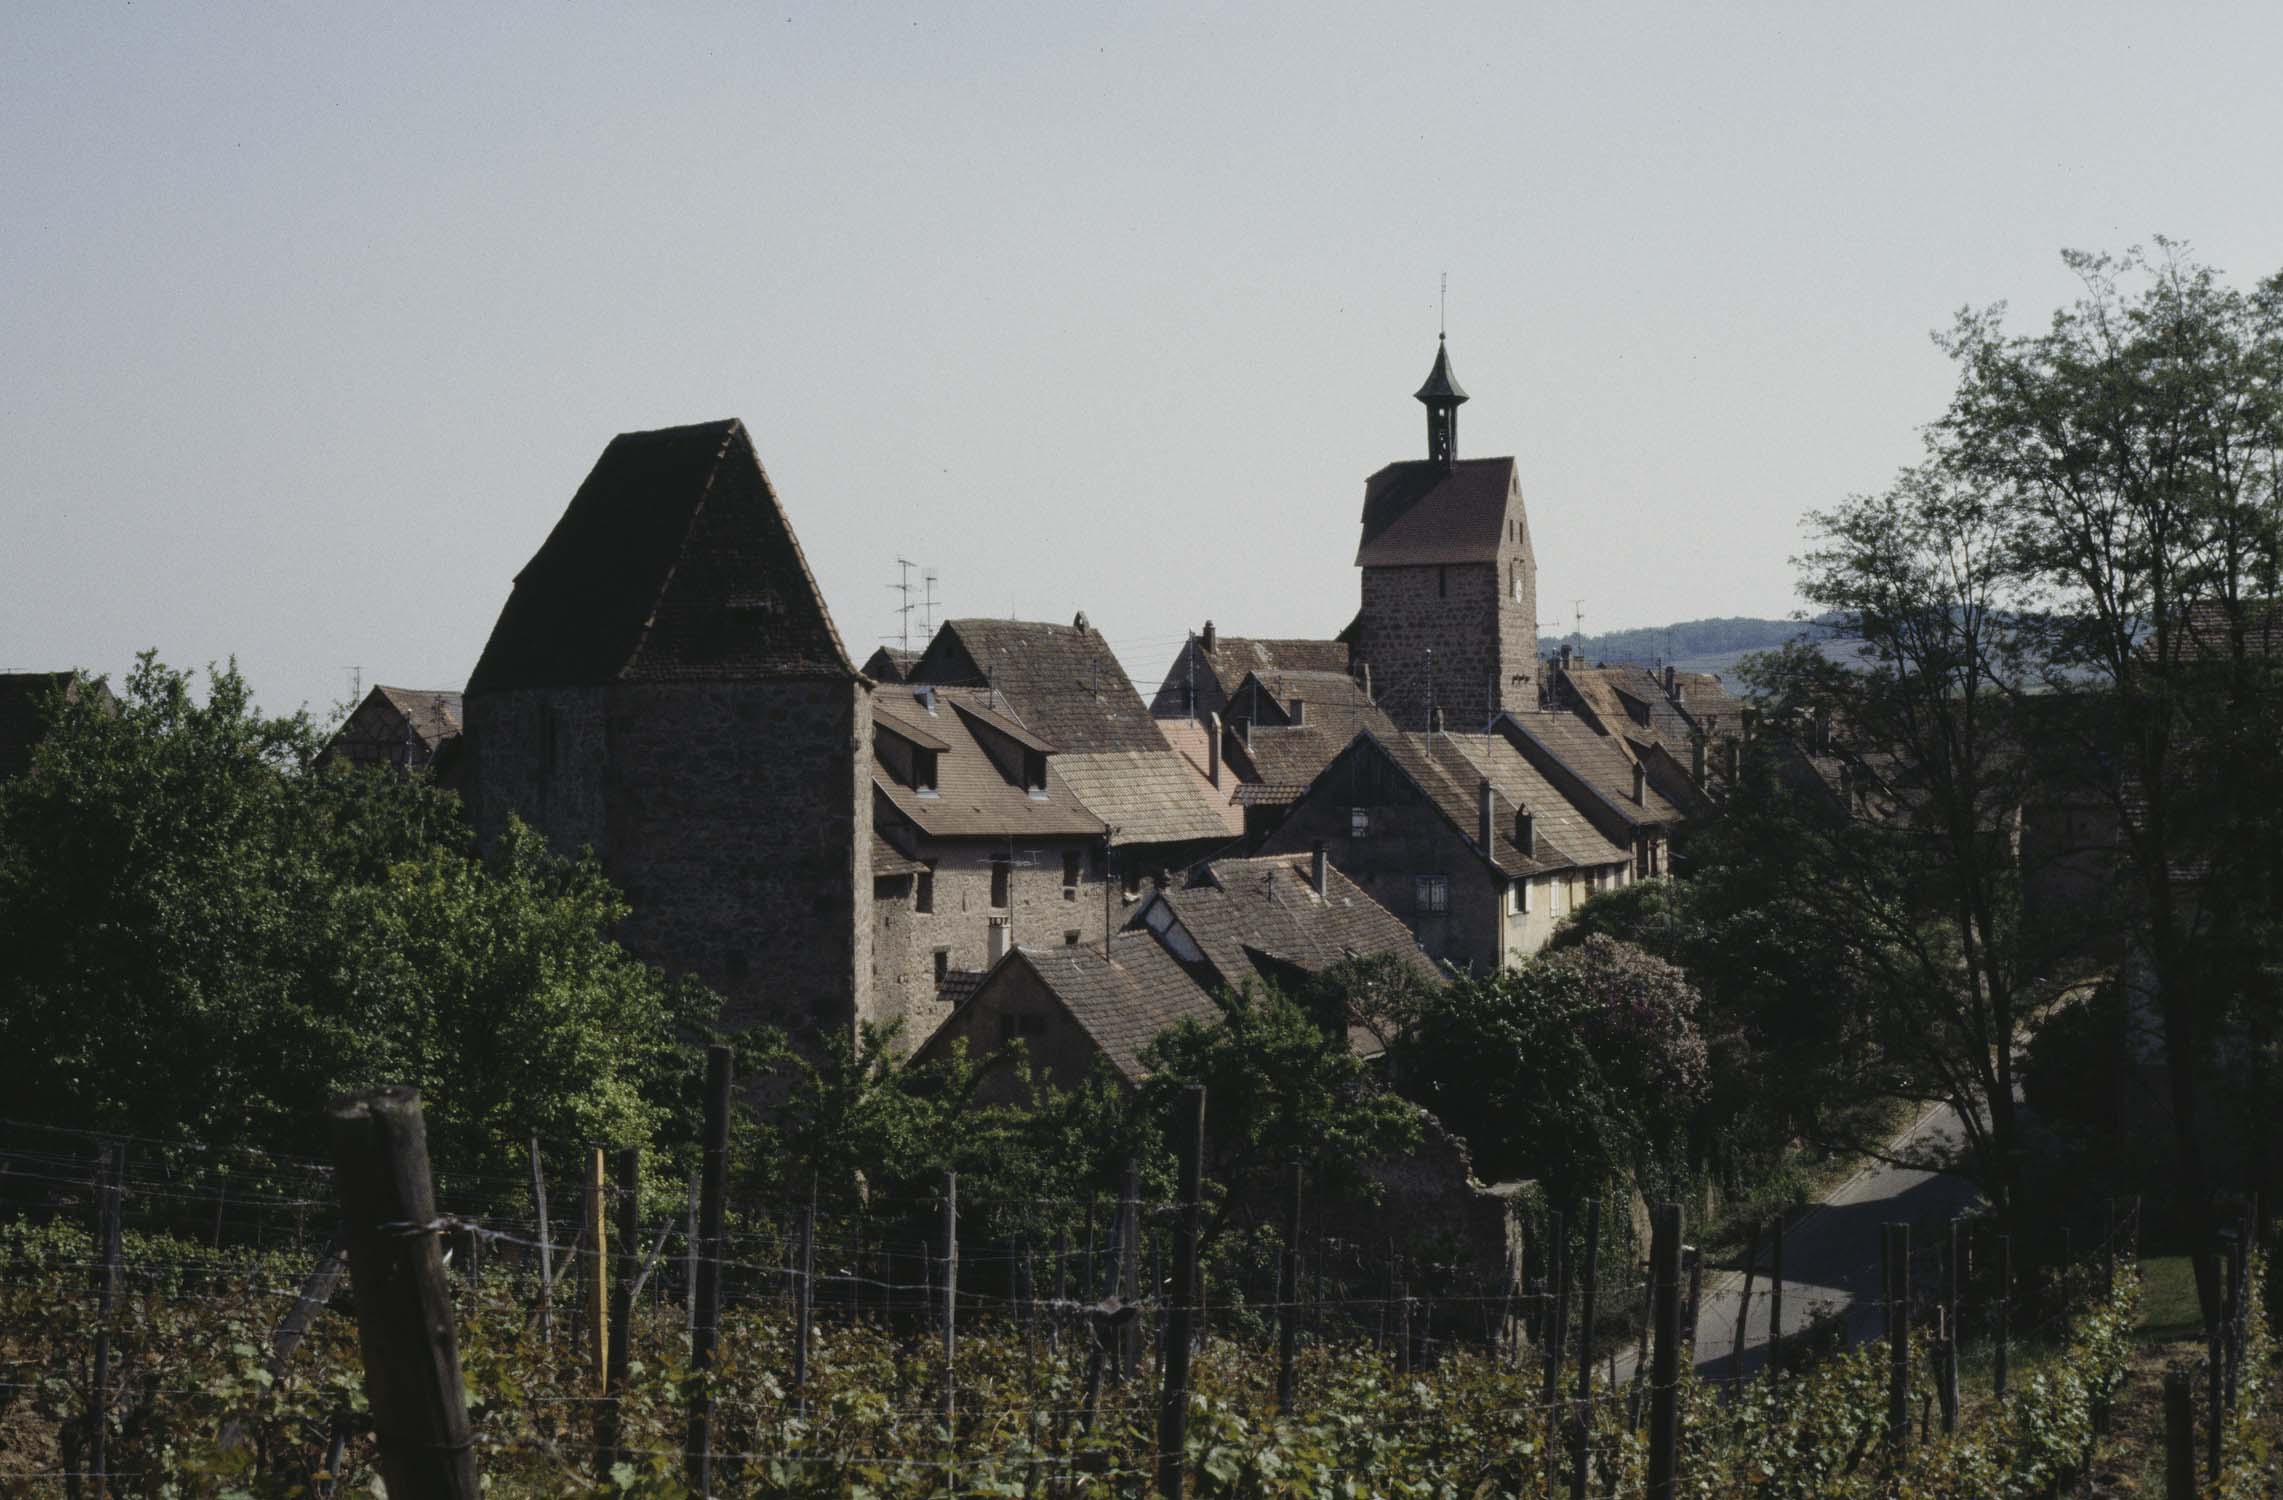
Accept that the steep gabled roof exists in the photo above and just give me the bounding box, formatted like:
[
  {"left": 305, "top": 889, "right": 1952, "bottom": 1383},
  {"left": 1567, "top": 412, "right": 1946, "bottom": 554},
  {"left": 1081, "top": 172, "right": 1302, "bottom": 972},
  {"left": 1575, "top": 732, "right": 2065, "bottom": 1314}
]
[
  {"left": 1355, "top": 456, "right": 1519, "bottom": 567},
  {"left": 916, "top": 618, "right": 1164, "bottom": 752},
  {"left": 1159, "top": 855, "right": 1435, "bottom": 993},
  {"left": 872, "top": 686, "right": 1102, "bottom": 841},
  {"left": 1500, "top": 710, "right": 1684, "bottom": 831},
  {"left": 999, "top": 932, "right": 1224, "bottom": 1083},
  {"left": 863, "top": 646, "right": 919, "bottom": 683},
  {"left": 469, "top": 419, "right": 854, "bottom": 692},
  {"left": 1147, "top": 633, "right": 1352, "bottom": 719}
]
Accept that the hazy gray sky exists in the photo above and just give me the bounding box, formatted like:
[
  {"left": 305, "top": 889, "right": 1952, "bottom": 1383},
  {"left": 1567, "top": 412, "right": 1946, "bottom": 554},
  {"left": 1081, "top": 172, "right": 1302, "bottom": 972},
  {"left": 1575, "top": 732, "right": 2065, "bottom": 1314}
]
[{"left": 6, "top": 2, "right": 2281, "bottom": 718}]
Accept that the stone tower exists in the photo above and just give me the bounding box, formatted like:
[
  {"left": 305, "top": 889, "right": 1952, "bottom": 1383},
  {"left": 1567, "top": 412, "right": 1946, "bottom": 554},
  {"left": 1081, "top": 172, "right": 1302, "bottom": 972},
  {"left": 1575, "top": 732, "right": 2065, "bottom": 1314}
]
[
  {"left": 1353, "top": 340, "right": 1539, "bottom": 731},
  {"left": 464, "top": 419, "right": 876, "bottom": 1044}
]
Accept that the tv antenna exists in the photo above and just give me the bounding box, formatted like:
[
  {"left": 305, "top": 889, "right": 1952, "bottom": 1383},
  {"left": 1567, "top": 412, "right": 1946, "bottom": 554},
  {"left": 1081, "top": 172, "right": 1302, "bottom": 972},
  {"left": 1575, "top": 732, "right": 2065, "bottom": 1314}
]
[
  {"left": 1569, "top": 599, "right": 1587, "bottom": 648},
  {"left": 1439, "top": 271, "right": 1447, "bottom": 339},
  {"left": 890, "top": 558, "right": 918, "bottom": 652},
  {"left": 920, "top": 568, "right": 940, "bottom": 641}
]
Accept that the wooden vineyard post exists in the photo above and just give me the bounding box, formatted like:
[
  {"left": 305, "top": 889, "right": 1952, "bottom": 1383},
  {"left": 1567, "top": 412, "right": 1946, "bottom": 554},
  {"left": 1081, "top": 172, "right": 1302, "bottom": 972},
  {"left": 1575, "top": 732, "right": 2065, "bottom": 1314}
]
[
  {"left": 683, "top": 1170, "right": 698, "bottom": 1347},
  {"left": 1645, "top": 1203, "right": 1682, "bottom": 1500},
  {"left": 1541, "top": 1209, "right": 1567, "bottom": 1438},
  {"left": 87, "top": 1142, "right": 122, "bottom": 1500},
  {"left": 1278, "top": 1163, "right": 1302, "bottom": 1411},
  {"left": 942, "top": 1170, "right": 959, "bottom": 1430},
  {"left": 1943, "top": 1220, "right": 1962, "bottom": 1432},
  {"left": 1768, "top": 1211, "right": 1785, "bottom": 1381},
  {"left": 1731, "top": 1220, "right": 1760, "bottom": 1399},
  {"left": 1117, "top": 1159, "right": 1141, "bottom": 1383},
  {"left": 1885, "top": 1223, "right": 1910, "bottom": 1454},
  {"left": 325, "top": 1087, "right": 480, "bottom": 1500},
  {"left": 684, "top": 1044, "right": 732, "bottom": 1497},
  {"left": 530, "top": 1136, "right": 554, "bottom": 1343},
  {"left": 1570, "top": 1197, "right": 1600, "bottom": 1500},
  {"left": 585, "top": 1148, "right": 609, "bottom": 1390},
  {"left": 1684, "top": 1243, "right": 1704, "bottom": 1362},
  {"left": 1994, "top": 1232, "right": 2011, "bottom": 1400},
  {"left": 1157, "top": 1085, "right": 1204, "bottom": 1500},
  {"left": 794, "top": 1199, "right": 815, "bottom": 1418},
  {"left": 596, "top": 1144, "right": 638, "bottom": 1477},
  {"left": 2164, "top": 1366, "right": 2195, "bottom": 1500}
]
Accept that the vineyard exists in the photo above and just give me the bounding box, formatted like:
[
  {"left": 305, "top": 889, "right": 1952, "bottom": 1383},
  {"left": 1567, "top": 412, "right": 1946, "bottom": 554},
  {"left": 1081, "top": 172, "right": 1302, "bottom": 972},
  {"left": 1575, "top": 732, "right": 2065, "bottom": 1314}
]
[{"left": 1, "top": 1082, "right": 2274, "bottom": 1498}]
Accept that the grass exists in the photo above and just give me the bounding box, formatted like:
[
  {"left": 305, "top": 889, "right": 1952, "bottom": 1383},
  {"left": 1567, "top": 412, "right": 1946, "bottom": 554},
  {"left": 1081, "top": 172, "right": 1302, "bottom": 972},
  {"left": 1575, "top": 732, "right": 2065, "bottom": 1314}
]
[{"left": 2136, "top": 1254, "right": 2206, "bottom": 1343}]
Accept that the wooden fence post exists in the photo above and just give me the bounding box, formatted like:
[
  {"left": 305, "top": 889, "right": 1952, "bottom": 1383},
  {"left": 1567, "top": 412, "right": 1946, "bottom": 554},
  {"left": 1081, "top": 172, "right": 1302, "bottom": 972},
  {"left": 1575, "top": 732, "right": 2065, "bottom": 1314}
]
[
  {"left": 1542, "top": 1210, "right": 1569, "bottom": 1428},
  {"left": 596, "top": 1144, "right": 638, "bottom": 1476},
  {"left": 325, "top": 1087, "right": 480, "bottom": 1500},
  {"left": 1117, "top": 1159, "right": 1141, "bottom": 1383},
  {"left": 1994, "top": 1231, "right": 2011, "bottom": 1400},
  {"left": 794, "top": 1199, "right": 815, "bottom": 1418},
  {"left": 585, "top": 1148, "right": 608, "bottom": 1391},
  {"left": 1571, "top": 1197, "right": 1600, "bottom": 1500},
  {"left": 1646, "top": 1203, "right": 1682, "bottom": 1500},
  {"left": 1732, "top": 1221, "right": 1760, "bottom": 1399},
  {"left": 1156, "top": 1084, "right": 1205, "bottom": 1500},
  {"left": 1278, "top": 1163, "right": 1302, "bottom": 1411},
  {"left": 684, "top": 1043, "right": 732, "bottom": 1497},
  {"left": 1684, "top": 1245, "right": 1704, "bottom": 1363},
  {"left": 87, "top": 1142, "right": 122, "bottom": 1500},
  {"left": 1768, "top": 1212, "right": 1785, "bottom": 1381},
  {"left": 2164, "top": 1366, "right": 2195, "bottom": 1500},
  {"left": 1943, "top": 1220, "right": 1962, "bottom": 1432},
  {"left": 1886, "top": 1223, "right": 1910, "bottom": 1454},
  {"left": 942, "top": 1170, "right": 959, "bottom": 1430},
  {"left": 529, "top": 1137, "right": 553, "bottom": 1343}
]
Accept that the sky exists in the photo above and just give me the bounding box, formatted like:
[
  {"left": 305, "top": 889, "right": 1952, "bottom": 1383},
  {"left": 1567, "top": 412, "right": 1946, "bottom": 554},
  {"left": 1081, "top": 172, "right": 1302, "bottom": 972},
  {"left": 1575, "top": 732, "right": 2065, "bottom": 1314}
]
[{"left": 6, "top": 2, "right": 2282, "bottom": 720}]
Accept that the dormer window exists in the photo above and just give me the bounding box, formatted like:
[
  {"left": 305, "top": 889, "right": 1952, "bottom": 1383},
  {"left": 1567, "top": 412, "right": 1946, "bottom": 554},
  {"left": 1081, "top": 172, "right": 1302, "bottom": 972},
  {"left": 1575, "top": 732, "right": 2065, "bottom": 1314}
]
[
  {"left": 913, "top": 748, "right": 939, "bottom": 796},
  {"left": 1023, "top": 748, "right": 1047, "bottom": 797}
]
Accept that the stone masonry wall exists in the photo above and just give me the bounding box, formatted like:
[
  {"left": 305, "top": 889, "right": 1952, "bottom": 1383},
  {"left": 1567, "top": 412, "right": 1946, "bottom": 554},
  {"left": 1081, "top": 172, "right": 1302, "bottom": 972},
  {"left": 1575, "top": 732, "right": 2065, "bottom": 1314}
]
[
  {"left": 873, "top": 836, "right": 1108, "bottom": 1047},
  {"left": 468, "top": 678, "right": 874, "bottom": 1047}
]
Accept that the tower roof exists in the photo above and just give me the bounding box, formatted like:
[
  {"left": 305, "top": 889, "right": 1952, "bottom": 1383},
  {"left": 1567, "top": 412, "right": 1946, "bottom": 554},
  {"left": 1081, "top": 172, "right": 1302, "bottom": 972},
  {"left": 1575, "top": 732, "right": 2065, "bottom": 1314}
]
[{"left": 1413, "top": 335, "right": 1469, "bottom": 405}]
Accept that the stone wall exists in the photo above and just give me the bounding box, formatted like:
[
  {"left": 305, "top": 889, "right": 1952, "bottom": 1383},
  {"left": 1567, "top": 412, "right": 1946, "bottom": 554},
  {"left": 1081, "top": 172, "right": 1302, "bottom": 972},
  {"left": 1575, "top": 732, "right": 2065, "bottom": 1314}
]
[
  {"left": 468, "top": 678, "right": 875, "bottom": 1045},
  {"left": 1355, "top": 495, "right": 1539, "bottom": 732},
  {"left": 873, "top": 836, "right": 1108, "bottom": 1044}
]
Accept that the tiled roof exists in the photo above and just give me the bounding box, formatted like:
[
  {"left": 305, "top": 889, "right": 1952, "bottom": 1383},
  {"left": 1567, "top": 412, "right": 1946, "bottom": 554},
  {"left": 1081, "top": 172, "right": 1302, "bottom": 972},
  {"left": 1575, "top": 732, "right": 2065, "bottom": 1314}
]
[
  {"left": 872, "top": 685, "right": 1103, "bottom": 841},
  {"left": 863, "top": 646, "right": 919, "bottom": 683},
  {"left": 916, "top": 618, "right": 1166, "bottom": 753},
  {"left": 1147, "top": 634, "right": 1351, "bottom": 719},
  {"left": 937, "top": 968, "right": 989, "bottom": 1008},
  {"left": 1502, "top": 710, "right": 1684, "bottom": 827},
  {"left": 1670, "top": 672, "right": 1748, "bottom": 728},
  {"left": 1163, "top": 855, "right": 1435, "bottom": 991},
  {"left": 1355, "top": 457, "right": 1519, "bottom": 567},
  {"left": 1440, "top": 732, "right": 1633, "bottom": 871},
  {"left": 1366, "top": 730, "right": 1562, "bottom": 878},
  {"left": 469, "top": 420, "right": 855, "bottom": 691},
  {"left": 873, "top": 832, "right": 929, "bottom": 877},
  {"left": 1228, "top": 723, "right": 1362, "bottom": 793},
  {"left": 374, "top": 687, "right": 464, "bottom": 748},
  {"left": 1009, "top": 933, "right": 1224, "bottom": 1083},
  {"left": 1154, "top": 718, "right": 1247, "bottom": 838},
  {"left": 1054, "top": 750, "right": 1240, "bottom": 845}
]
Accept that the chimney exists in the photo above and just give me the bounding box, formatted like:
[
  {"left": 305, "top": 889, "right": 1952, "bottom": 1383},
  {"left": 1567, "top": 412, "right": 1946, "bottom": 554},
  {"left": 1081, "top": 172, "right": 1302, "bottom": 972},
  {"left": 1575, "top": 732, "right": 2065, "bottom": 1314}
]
[
  {"left": 1560, "top": 642, "right": 1573, "bottom": 668},
  {"left": 1478, "top": 779, "right": 1494, "bottom": 854},
  {"left": 1236, "top": 717, "right": 1251, "bottom": 748},
  {"left": 1664, "top": 664, "right": 1678, "bottom": 699},
  {"left": 918, "top": 684, "right": 937, "bottom": 715},
  {"left": 1515, "top": 808, "right": 1535, "bottom": 857},
  {"left": 1310, "top": 840, "right": 1328, "bottom": 896},
  {"left": 1632, "top": 761, "right": 1647, "bottom": 805},
  {"left": 1206, "top": 712, "right": 1223, "bottom": 787},
  {"left": 1201, "top": 620, "right": 1217, "bottom": 654},
  {"left": 1362, "top": 662, "right": 1373, "bottom": 701},
  {"left": 1430, "top": 705, "right": 1445, "bottom": 735},
  {"left": 1289, "top": 697, "right": 1306, "bottom": 726},
  {"left": 1690, "top": 734, "right": 1707, "bottom": 785}
]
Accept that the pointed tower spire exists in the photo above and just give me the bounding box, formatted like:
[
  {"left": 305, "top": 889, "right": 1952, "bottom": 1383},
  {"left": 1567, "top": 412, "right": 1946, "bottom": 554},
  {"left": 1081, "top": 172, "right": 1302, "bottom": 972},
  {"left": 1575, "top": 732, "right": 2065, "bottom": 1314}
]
[{"left": 1415, "top": 335, "right": 1468, "bottom": 470}]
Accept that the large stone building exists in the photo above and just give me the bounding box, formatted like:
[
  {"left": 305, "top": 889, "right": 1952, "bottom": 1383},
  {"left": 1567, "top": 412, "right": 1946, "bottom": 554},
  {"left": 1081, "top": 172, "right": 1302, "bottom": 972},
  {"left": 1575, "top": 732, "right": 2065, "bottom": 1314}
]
[
  {"left": 1351, "top": 339, "right": 1540, "bottom": 732},
  {"left": 464, "top": 419, "right": 877, "bottom": 1041}
]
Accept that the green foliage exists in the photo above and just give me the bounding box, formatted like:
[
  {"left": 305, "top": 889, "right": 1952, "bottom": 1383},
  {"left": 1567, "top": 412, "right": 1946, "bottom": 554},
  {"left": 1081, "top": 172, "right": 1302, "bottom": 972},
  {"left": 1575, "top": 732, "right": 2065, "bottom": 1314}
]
[
  {"left": 1397, "top": 934, "right": 1707, "bottom": 1204},
  {"left": 1140, "top": 980, "right": 1422, "bottom": 1242},
  {"left": 0, "top": 655, "right": 724, "bottom": 1190}
]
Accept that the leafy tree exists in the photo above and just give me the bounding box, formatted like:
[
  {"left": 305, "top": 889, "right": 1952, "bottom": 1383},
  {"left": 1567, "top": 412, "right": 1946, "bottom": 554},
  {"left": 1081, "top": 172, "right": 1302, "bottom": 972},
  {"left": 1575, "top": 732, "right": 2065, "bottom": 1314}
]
[
  {"left": 1139, "top": 981, "right": 1421, "bottom": 1247},
  {"left": 0, "top": 654, "right": 724, "bottom": 1190},
  {"left": 1396, "top": 935, "right": 1708, "bottom": 1208},
  {"left": 1933, "top": 243, "right": 2283, "bottom": 1316}
]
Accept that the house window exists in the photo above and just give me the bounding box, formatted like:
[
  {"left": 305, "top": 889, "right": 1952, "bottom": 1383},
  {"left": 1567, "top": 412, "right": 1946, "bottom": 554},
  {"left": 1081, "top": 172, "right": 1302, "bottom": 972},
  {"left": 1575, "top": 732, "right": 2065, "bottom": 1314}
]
[
  {"left": 1063, "top": 850, "right": 1081, "bottom": 899},
  {"left": 1511, "top": 563, "right": 1523, "bottom": 602},
  {"left": 990, "top": 859, "right": 1011, "bottom": 909},
  {"left": 1350, "top": 807, "right": 1370, "bottom": 839},
  {"left": 933, "top": 948, "right": 950, "bottom": 985},
  {"left": 916, "top": 863, "right": 936, "bottom": 914},
  {"left": 1063, "top": 928, "right": 1080, "bottom": 945},
  {"left": 1122, "top": 867, "right": 1142, "bottom": 900},
  {"left": 1414, "top": 876, "right": 1449, "bottom": 915},
  {"left": 913, "top": 748, "right": 939, "bottom": 794},
  {"left": 1000, "top": 1012, "right": 1050, "bottom": 1044},
  {"left": 1023, "top": 749, "right": 1047, "bottom": 794},
  {"left": 1091, "top": 845, "right": 1108, "bottom": 878},
  {"left": 1510, "top": 880, "right": 1527, "bottom": 915}
]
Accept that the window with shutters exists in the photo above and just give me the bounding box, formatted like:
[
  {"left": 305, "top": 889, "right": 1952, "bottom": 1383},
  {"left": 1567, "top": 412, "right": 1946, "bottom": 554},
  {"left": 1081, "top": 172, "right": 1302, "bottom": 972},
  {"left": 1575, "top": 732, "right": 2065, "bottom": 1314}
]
[{"left": 1413, "top": 875, "right": 1449, "bottom": 915}]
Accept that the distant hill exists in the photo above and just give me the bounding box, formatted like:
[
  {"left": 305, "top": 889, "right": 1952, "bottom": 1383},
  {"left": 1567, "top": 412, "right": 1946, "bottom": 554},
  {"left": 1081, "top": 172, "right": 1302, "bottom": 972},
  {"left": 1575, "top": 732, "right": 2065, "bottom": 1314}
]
[{"left": 1558, "top": 616, "right": 1845, "bottom": 677}]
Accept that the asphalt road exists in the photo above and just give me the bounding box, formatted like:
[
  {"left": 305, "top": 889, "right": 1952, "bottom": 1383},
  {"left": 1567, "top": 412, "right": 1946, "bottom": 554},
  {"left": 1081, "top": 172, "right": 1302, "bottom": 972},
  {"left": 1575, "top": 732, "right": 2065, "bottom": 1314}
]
[{"left": 1686, "top": 1103, "right": 1984, "bottom": 1380}]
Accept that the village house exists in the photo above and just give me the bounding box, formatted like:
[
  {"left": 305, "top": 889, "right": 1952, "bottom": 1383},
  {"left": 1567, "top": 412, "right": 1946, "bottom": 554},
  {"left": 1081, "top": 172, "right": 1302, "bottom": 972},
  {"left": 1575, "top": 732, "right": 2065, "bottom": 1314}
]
[
  {"left": 1146, "top": 623, "right": 1351, "bottom": 722},
  {"left": 463, "top": 419, "right": 879, "bottom": 1042},
  {"left": 869, "top": 680, "right": 1111, "bottom": 1026},
  {"left": 908, "top": 616, "right": 1239, "bottom": 888},
  {"left": 915, "top": 850, "right": 1433, "bottom": 1101},
  {"left": 320, "top": 684, "right": 465, "bottom": 781},
  {"left": 1256, "top": 722, "right": 1637, "bottom": 972},
  {"left": 861, "top": 645, "right": 918, "bottom": 683}
]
